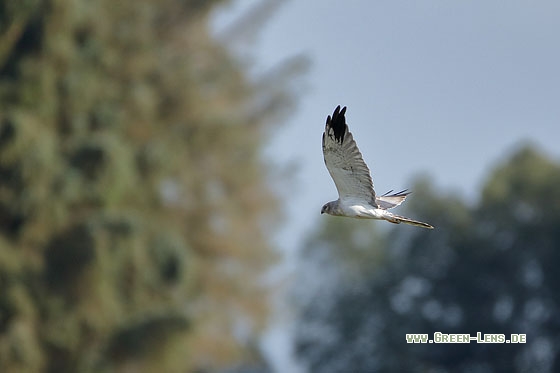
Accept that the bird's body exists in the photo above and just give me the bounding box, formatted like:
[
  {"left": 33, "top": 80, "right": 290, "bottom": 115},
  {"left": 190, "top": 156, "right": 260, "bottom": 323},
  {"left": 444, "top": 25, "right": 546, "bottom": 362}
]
[
  {"left": 322, "top": 198, "right": 381, "bottom": 218},
  {"left": 321, "top": 105, "right": 433, "bottom": 229}
]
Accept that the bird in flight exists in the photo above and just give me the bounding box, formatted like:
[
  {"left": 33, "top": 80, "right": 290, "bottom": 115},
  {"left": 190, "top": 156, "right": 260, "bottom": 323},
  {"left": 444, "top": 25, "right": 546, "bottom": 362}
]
[{"left": 321, "top": 105, "right": 433, "bottom": 229}]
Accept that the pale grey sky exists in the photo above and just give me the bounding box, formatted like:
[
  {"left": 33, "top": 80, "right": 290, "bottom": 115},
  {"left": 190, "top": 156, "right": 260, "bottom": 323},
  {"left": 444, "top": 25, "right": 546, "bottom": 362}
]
[
  {"left": 214, "top": 0, "right": 560, "bottom": 254},
  {"left": 212, "top": 2, "right": 560, "bottom": 371}
]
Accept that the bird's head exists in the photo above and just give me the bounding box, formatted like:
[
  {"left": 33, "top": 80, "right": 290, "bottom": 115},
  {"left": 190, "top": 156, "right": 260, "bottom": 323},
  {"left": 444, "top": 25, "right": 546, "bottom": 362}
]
[{"left": 321, "top": 201, "right": 336, "bottom": 215}]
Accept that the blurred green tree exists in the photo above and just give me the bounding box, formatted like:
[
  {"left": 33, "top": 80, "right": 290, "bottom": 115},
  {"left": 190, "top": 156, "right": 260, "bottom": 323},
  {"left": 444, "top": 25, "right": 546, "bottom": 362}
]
[
  {"left": 294, "top": 146, "right": 560, "bottom": 373},
  {"left": 0, "top": 0, "right": 303, "bottom": 371}
]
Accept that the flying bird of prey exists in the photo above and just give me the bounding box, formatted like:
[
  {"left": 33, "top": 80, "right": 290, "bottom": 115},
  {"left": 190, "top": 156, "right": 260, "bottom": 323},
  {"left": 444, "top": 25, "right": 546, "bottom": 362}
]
[{"left": 321, "top": 105, "right": 433, "bottom": 229}]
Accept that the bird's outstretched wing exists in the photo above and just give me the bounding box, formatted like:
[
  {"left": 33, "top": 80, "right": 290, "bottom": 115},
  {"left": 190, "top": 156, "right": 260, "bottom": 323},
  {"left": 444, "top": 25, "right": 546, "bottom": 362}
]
[
  {"left": 376, "top": 189, "right": 411, "bottom": 210},
  {"left": 322, "top": 105, "right": 376, "bottom": 204}
]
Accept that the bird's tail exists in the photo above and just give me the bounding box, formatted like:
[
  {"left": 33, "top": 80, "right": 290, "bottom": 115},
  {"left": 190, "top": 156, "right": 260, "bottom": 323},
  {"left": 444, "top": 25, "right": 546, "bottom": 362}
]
[{"left": 382, "top": 211, "right": 434, "bottom": 229}]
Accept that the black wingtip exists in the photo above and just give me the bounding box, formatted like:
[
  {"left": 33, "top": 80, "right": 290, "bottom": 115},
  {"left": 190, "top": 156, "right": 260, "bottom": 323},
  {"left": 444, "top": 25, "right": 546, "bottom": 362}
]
[
  {"left": 334, "top": 105, "right": 341, "bottom": 115},
  {"left": 327, "top": 105, "right": 347, "bottom": 143},
  {"left": 381, "top": 189, "right": 412, "bottom": 197}
]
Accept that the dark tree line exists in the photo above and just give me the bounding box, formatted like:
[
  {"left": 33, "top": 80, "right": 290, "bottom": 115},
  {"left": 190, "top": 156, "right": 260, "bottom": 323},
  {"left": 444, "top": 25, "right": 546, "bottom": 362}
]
[{"left": 294, "top": 146, "right": 560, "bottom": 373}]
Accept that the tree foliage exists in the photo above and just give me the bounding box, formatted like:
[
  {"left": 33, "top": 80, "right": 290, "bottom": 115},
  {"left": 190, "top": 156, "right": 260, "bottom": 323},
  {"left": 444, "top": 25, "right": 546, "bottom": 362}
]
[
  {"left": 294, "top": 146, "right": 560, "bottom": 373},
  {"left": 0, "top": 0, "right": 297, "bottom": 371}
]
